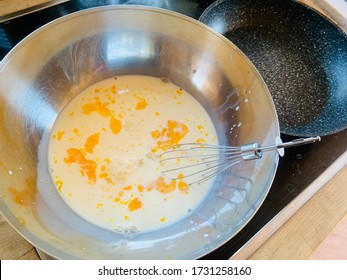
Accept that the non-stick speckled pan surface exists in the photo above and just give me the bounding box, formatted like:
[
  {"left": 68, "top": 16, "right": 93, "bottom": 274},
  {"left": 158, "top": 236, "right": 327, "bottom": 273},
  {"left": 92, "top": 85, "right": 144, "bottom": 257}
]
[{"left": 200, "top": 0, "right": 347, "bottom": 136}]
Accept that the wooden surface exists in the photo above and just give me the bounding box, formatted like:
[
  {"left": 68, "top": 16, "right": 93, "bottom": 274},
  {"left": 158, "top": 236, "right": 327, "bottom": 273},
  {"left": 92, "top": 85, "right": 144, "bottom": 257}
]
[
  {"left": 0, "top": 0, "right": 51, "bottom": 16},
  {"left": 0, "top": 214, "right": 39, "bottom": 260},
  {"left": 249, "top": 165, "right": 347, "bottom": 259}
]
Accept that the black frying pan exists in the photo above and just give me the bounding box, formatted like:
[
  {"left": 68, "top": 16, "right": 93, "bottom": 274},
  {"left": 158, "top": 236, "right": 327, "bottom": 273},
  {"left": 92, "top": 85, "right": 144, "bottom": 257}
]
[{"left": 200, "top": 0, "right": 347, "bottom": 136}]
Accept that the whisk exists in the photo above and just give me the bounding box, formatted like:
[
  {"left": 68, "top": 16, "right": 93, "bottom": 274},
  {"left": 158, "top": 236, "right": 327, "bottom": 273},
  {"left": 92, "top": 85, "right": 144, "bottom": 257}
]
[{"left": 159, "top": 136, "right": 321, "bottom": 185}]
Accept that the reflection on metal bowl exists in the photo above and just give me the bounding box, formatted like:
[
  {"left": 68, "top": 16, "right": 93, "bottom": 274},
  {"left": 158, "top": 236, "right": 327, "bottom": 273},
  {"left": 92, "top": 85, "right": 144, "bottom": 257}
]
[{"left": 0, "top": 6, "right": 279, "bottom": 259}]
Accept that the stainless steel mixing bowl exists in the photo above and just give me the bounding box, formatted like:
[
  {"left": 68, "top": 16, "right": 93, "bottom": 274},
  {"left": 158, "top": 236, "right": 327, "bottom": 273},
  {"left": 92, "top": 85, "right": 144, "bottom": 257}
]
[{"left": 0, "top": 6, "right": 280, "bottom": 259}]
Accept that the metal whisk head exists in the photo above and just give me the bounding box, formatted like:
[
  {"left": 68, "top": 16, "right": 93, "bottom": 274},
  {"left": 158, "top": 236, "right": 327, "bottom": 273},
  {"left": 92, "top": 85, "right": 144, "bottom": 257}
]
[{"left": 159, "top": 136, "right": 321, "bottom": 185}]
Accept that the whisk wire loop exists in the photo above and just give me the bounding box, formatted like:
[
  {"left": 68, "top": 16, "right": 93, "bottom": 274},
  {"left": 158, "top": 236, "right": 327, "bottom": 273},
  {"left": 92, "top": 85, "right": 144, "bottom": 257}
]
[{"left": 159, "top": 136, "right": 321, "bottom": 185}]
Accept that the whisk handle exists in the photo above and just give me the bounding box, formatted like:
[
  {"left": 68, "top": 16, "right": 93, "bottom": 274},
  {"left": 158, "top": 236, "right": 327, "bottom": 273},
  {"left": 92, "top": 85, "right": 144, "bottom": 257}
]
[
  {"left": 261, "top": 136, "right": 321, "bottom": 152},
  {"left": 241, "top": 136, "right": 321, "bottom": 160}
]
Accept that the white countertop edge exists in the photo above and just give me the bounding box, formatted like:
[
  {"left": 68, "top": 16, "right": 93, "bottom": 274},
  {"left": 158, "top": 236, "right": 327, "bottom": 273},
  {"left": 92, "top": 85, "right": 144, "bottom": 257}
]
[
  {"left": 312, "top": 0, "right": 347, "bottom": 31},
  {"left": 230, "top": 150, "right": 347, "bottom": 260}
]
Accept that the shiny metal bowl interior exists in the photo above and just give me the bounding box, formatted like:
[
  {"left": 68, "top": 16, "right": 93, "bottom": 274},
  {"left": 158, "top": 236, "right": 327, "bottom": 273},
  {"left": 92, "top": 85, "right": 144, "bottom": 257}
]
[{"left": 0, "top": 6, "right": 280, "bottom": 259}]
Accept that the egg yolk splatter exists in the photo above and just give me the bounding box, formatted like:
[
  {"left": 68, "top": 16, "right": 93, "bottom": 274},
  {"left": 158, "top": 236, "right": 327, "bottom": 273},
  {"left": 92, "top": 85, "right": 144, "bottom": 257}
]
[
  {"left": 56, "top": 131, "right": 65, "bottom": 140},
  {"left": 82, "top": 97, "right": 111, "bottom": 117},
  {"left": 64, "top": 148, "right": 97, "bottom": 184},
  {"left": 135, "top": 96, "right": 148, "bottom": 110},
  {"left": 151, "top": 120, "right": 188, "bottom": 152},
  {"left": 109, "top": 116, "right": 122, "bottom": 135},
  {"left": 128, "top": 197, "right": 142, "bottom": 212},
  {"left": 154, "top": 177, "right": 177, "bottom": 194},
  {"left": 84, "top": 133, "right": 100, "bottom": 153},
  {"left": 8, "top": 178, "right": 36, "bottom": 206}
]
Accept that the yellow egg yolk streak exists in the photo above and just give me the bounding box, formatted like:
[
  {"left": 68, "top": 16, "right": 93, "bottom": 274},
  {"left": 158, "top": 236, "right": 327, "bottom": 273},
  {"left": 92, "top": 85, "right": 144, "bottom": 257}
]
[{"left": 151, "top": 120, "right": 188, "bottom": 152}]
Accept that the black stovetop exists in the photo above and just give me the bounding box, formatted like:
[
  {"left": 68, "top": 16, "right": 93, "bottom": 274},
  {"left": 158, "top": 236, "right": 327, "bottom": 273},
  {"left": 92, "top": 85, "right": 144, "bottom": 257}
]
[{"left": 1, "top": 0, "right": 346, "bottom": 259}]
